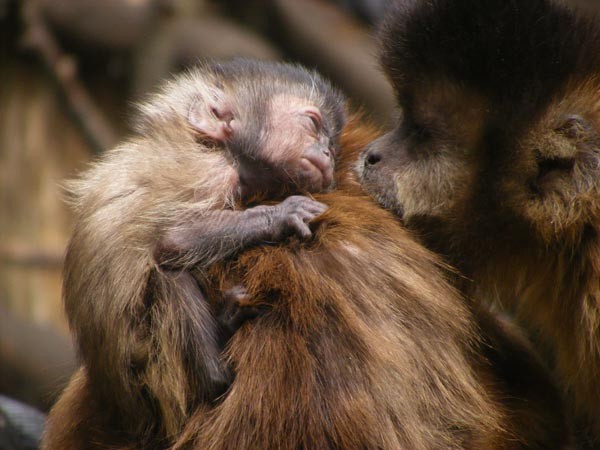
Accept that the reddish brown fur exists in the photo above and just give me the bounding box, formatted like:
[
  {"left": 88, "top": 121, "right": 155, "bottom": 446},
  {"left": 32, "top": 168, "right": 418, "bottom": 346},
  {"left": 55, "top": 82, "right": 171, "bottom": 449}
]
[{"left": 45, "top": 113, "right": 568, "bottom": 449}]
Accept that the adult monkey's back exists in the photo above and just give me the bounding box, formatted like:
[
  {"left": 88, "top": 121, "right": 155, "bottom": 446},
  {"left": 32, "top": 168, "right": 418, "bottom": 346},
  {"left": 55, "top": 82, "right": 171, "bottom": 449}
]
[
  {"left": 43, "top": 107, "right": 565, "bottom": 448},
  {"left": 174, "top": 120, "right": 566, "bottom": 450}
]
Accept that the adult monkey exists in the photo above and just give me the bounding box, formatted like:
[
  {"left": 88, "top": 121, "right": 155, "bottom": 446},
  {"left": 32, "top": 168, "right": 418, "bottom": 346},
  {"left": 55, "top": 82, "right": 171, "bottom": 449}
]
[
  {"left": 44, "top": 61, "right": 566, "bottom": 449},
  {"left": 360, "top": 0, "right": 600, "bottom": 447}
]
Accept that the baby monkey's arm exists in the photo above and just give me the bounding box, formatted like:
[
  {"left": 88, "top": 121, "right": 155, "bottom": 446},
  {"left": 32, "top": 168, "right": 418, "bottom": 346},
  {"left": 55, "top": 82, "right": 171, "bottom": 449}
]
[{"left": 156, "top": 195, "right": 327, "bottom": 269}]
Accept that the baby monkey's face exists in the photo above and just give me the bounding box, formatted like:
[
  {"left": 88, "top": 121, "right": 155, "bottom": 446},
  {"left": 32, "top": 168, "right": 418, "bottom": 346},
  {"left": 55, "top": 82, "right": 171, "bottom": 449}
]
[
  {"left": 233, "top": 94, "right": 338, "bottom": 196},
  {"left": 136, "top": 60, "right": 345, "bottom": 200},
  {"left": 182, "top": 64, "right": 344, "bottom": 199}
]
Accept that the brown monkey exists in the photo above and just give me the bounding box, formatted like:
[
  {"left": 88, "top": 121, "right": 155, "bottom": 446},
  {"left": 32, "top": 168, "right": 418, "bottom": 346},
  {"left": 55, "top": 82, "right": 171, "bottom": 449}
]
[
  {"left": 360, "top": 0, "right": 600, "bottom": 446},
  {"left": 44, "top": 60, "right": 566, "bottom": 450},
  {"left": 47, "top": 58, "right": 344, "bottom": 439}
]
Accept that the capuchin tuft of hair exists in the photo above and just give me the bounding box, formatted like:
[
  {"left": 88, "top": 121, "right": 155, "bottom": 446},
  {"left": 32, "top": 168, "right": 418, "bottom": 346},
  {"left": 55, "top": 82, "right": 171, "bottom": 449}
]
[
  {"left": 360, "top": 0, "right": 600, "bottom": 446},
  {"left": 42, "top": 59, "right": 345, "bottom": 444}
]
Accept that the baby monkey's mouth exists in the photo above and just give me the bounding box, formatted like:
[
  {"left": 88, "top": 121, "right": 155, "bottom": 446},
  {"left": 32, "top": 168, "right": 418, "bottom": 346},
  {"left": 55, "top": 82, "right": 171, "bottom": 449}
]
[{"left": 299, "top": 154, "right": 334, "bottom": 191}]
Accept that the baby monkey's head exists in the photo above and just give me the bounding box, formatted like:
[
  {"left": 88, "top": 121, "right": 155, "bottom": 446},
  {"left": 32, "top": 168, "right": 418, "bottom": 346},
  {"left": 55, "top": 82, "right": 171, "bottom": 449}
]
[{"left": 137, "top": 59, "right": 346, "bottom": 198}]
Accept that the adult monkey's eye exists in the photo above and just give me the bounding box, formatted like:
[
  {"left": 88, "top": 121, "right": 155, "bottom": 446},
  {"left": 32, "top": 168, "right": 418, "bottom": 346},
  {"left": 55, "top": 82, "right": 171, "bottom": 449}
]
[
  {"left": 555, "top": 115, "right": 591, "bottom": 140},
  {"left": 413, "top": 123, "right": 432, "bottom": 142},
  {"left": 405, "top": 115, "right": 430, "bottom": 140}
]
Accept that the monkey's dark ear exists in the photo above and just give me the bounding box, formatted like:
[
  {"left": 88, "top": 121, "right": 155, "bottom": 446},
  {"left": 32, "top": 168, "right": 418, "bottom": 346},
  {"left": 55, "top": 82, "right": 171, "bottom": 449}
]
[{"left": 188, "top": 97, "right": 235, "bottom": 143}]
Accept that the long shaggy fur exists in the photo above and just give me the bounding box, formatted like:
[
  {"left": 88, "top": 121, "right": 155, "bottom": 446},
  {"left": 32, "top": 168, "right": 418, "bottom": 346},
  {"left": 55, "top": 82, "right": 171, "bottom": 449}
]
[{"left": 44, "top": 74, "right": 564, "bottom": 448}]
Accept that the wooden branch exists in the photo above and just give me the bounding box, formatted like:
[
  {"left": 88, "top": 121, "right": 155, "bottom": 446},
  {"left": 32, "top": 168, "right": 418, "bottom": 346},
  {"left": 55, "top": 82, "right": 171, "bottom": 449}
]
[
  {"left": 20, "top": 0, "right": 118, "bottom": 153},
  {"left": 0, "top": 245, "right": 63, "bottom": 269},
  {"left": 38, "top": 0, "right": 166, "bottom": 50},
  {"left": 132, "top": 13, "right": 280, "bottom": 97}
]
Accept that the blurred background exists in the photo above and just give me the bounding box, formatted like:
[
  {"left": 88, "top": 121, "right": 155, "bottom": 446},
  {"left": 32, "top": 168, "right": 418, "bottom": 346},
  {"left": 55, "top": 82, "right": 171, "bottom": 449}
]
[
  {"left": 2, "top": 0, "right": 600, "bottom": 448},
  {"left": 0, "top": 0, "right": 398, "bottom": 416}
]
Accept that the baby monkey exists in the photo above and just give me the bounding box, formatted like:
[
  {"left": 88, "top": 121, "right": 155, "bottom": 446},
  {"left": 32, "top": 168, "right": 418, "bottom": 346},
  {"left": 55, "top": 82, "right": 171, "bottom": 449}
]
[
  {"left": 63, "top": 58, "right": 346, "bottom": 419},
  {"left": 148, "top": 61, "right": 345, "bottom": 329}
]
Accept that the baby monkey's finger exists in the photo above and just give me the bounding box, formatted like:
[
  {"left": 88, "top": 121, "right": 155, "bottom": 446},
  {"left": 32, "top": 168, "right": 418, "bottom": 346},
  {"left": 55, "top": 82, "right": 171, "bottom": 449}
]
[{"left": 288, "top": 215, "right": 313, "bottom": 240}]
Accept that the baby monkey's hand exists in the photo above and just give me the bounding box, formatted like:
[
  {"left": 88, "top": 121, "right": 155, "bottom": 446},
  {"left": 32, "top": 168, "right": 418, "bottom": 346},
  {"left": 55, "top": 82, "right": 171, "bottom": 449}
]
[{"left": 259, "top": 195, "right": 328, "bottom": 241}]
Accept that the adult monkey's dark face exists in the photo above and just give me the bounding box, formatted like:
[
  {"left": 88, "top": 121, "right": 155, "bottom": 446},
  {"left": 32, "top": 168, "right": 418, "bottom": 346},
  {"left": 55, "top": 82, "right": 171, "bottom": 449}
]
[{"left": 359, "top": 0, "right": 600, "bottom": 247}]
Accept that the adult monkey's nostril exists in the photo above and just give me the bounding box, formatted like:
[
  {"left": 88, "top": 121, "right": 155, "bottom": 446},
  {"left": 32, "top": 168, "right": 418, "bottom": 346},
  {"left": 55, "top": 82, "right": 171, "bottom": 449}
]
[{"left": 365, "top": 148, "right": 382, "bottom": 166}]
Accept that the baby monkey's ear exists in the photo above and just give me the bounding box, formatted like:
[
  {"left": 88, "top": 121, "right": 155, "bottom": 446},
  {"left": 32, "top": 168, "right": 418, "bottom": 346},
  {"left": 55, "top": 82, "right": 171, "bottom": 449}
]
[{"left": 188, "top": 93, "right": 235, "bottom": 143}]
